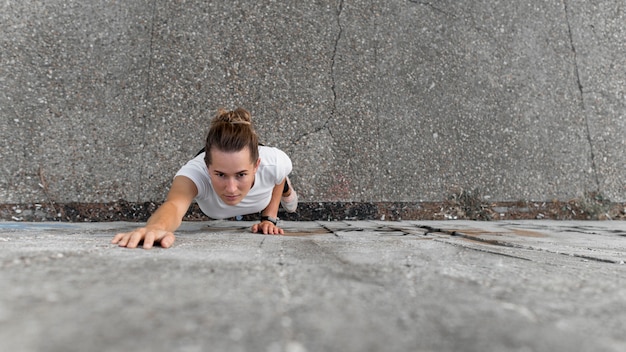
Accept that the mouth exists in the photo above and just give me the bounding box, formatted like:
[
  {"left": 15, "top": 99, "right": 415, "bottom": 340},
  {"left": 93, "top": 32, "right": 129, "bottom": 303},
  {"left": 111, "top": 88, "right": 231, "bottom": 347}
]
[{"left": 224, "top": 195, "right": 240, "bottom": 202}]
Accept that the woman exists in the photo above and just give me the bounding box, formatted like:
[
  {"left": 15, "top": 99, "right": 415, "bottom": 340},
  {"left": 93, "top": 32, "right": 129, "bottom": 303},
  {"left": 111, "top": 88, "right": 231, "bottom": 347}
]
[{"left": 112, "top": 108, "right": 298, "bottom": 249}]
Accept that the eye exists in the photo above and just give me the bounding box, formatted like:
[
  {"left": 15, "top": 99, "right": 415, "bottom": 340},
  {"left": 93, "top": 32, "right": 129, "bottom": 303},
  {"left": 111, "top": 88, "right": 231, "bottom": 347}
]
[
  {"left": 237, "top": 172, "right": 247, "bottom": 178},
  {"left": 215, "top": 172, "right": 225, "bottom": 178}
]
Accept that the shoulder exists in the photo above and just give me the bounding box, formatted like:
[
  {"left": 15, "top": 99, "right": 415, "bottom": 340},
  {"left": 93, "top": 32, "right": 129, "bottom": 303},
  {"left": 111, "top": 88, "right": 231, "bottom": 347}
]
[
  {"left": 258, "top": 146, "right": 292, "bottom": 182},
  {"left": 175, "top": 153, "right": 210, "bottom": 194},
  {"left": 259, "top": 146, "right": 291, "bottom": 166},
  {"left": 177, "top": 153, "right": 207, "bottom": 174}
]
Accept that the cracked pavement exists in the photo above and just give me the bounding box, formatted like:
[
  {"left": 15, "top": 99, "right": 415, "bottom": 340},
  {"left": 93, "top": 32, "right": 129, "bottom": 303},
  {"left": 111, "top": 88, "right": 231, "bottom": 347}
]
[{"left": 1, "top": 220, "right": 625, "bottom": 352}]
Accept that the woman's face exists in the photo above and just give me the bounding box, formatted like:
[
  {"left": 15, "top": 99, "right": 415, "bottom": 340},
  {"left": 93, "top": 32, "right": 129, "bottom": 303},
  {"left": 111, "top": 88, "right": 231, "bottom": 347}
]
[{"left": 207, "top": 147, "right": 260, "bottom": 206}]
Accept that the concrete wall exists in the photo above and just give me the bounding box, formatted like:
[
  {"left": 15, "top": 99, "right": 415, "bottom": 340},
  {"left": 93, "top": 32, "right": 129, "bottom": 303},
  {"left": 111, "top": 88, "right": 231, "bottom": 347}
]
[{"left": 1, "top": 0, "right": 624, "bottom": 205}]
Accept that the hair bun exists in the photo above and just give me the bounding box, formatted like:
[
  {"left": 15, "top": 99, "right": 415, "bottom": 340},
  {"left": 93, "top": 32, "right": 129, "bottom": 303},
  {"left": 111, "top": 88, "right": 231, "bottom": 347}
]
[
  {"left": 214, "top": 108, "right": 252, "bottom": 125},
  {"left": 205, "top": 107, "right": 259, "bottom": 166}
]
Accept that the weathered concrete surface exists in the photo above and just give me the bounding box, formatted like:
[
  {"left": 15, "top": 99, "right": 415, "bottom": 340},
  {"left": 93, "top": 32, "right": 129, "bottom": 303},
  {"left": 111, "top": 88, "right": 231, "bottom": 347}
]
[
  {"left": 567, "top": 0, "right": 626, "bottom": 200},
  {"left": 1, "top": 0, "right": 624, "bottom": 206},
  {"left": 1, "top": 220, "right": 625, "bottom": 352}
]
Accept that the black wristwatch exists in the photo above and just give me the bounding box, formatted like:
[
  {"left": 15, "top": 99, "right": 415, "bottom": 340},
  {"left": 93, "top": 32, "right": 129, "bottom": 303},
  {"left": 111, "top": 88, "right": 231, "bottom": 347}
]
[{"left": 260, "top": 215, "right": 278, "bottom": 225}]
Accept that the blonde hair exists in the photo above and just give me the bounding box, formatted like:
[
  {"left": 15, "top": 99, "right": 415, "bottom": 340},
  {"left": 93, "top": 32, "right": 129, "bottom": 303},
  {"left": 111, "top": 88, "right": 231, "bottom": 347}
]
[{"left": 204, "top": 108, "right": 259, "bottom": 165}]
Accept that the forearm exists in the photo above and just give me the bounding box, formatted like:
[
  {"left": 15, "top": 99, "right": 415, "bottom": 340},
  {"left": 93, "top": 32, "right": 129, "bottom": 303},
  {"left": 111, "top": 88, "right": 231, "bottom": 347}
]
[
  {"left": 261, "top": 180, "right": 285, "bottom": 218},
  {"left": 145, "top": 200, "right": 185, "bottom": 232}
]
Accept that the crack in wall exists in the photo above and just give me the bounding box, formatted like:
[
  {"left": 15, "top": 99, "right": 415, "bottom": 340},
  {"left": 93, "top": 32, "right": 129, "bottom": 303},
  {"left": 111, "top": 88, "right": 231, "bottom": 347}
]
[
  {"left": 290, "top": 0, "right": 344, "bottom": 147},
  {"left": 330, "top": 0, "right": 344, "bottom": 126},
  {"left": 562, "top": 0, "right": 600, "bottom": 191},
  {"left": 137, "top": 0, "right": 158, "bottom": 201},
  {"left": 408, "top": 0, "right": 456, "bottom": 18}
]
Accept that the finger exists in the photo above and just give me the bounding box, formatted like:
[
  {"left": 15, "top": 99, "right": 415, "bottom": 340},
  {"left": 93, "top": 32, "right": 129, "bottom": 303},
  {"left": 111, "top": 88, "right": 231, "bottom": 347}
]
[
  {"left": 111, "top": 232, "right": 126, "bottom": 244},
  {"left": 126, "top": 231, "right": 144, "bottom": 249},
  {"left": 160, "top": 233, "right": 175, "bottom": 248},
  {"left": 143, "top": 231, "right": 155, "bottom": 249},
  {"left": 117, "top": 233, "right": 131, "bottom": 247}
]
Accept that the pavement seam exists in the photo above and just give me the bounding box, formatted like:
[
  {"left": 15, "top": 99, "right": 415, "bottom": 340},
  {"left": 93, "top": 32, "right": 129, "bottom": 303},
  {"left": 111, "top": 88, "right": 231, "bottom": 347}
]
[
  {"left": 432, "top": 237, "right": 534, "bottom": 262},
  {"left": 423, "top": 224, "right": 624, "bottom": 265}
]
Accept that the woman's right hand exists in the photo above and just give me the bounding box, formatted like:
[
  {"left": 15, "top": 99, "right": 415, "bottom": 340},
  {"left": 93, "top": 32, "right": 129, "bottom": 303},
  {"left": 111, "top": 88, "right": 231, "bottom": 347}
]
[
  {"left": 111, "top": 176, "right": 197, "bottom": 249},
  {"left": 111, "top": 227, "right": 176, "bottom": 249}
]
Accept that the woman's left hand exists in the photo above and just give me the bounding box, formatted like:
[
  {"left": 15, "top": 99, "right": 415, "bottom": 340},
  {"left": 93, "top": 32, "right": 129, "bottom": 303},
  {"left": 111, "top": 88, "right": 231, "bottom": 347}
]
[{"left": 252, "top": 221, "right": 284, "bottom": 235}]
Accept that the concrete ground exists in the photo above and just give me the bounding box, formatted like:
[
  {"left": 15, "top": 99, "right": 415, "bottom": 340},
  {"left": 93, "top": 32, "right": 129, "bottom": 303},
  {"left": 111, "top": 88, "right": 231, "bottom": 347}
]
[{"left": 1, "top": 220, "right": 625, "bottom": 352}]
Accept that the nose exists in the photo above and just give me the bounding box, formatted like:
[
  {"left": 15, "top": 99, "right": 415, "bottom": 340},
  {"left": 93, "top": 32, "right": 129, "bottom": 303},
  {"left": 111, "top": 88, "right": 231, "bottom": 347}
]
[{"left": 225, "top": 177, "right": 238, "bottom": 193}]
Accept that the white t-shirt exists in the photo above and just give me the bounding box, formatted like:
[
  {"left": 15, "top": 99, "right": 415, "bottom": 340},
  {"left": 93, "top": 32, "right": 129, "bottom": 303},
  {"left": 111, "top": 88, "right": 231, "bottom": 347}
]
[{"left": 175, "top": 146, "right": 292, "bottom": 219}]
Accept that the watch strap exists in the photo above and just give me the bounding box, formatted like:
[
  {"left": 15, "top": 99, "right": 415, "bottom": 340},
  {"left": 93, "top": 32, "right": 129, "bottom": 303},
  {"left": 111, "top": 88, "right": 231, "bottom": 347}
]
[{"left": 260, "top": 215, "right": 278, "bottom": 225}]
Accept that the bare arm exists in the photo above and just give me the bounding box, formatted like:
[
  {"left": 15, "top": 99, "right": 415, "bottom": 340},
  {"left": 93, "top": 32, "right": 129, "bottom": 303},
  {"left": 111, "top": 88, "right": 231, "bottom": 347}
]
[
  {"left": 111, "top": 176, "right": 198, "bottom": 249},
  {"left": 251, "top": 178, "right": 285, "bottom": 235}
]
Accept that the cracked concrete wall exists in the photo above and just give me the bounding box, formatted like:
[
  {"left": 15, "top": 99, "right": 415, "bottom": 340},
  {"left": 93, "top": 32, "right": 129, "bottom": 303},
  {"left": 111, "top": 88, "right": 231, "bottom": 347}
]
[{"left": 1, "top": 0, "right": 624, "bottom": 205}]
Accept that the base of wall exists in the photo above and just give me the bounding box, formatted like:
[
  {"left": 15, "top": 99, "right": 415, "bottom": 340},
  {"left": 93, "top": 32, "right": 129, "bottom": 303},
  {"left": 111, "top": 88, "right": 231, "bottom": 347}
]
[{"left": 2, "top": 199, "right": 625, "bottom": 222}]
